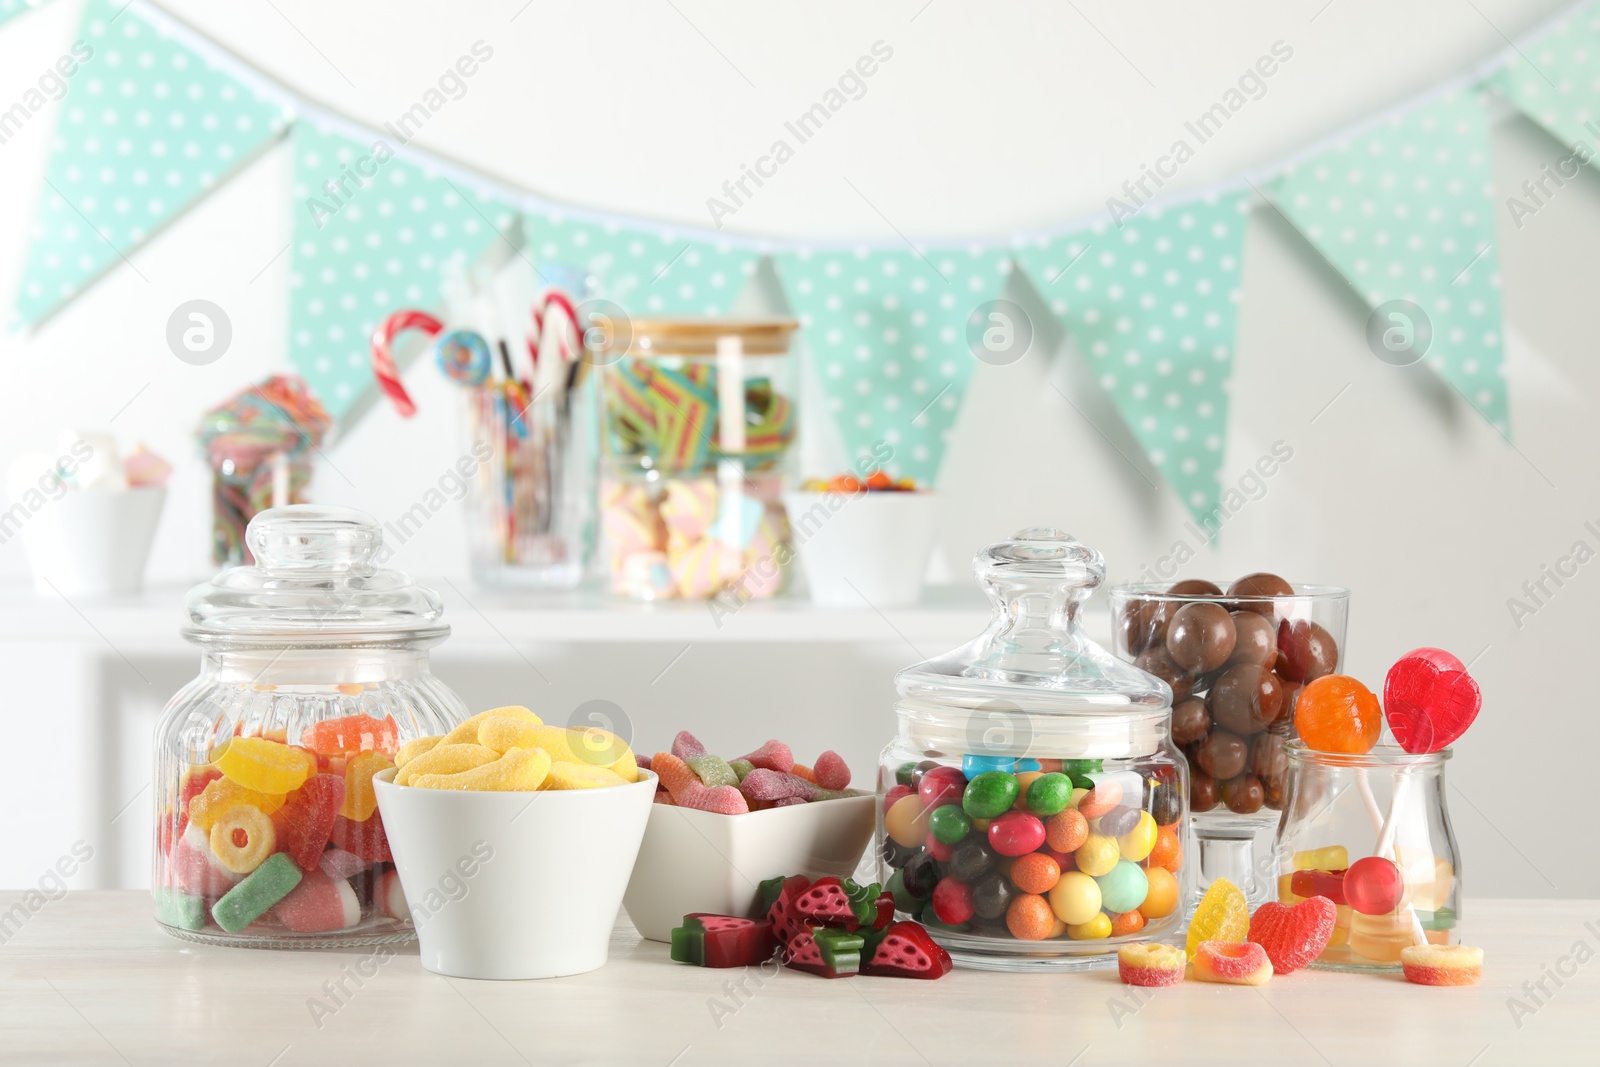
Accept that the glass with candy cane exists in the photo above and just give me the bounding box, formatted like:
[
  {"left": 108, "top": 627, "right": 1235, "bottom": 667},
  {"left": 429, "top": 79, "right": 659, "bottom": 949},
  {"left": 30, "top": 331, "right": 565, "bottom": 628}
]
[{"left": 595, "top": 319, "right": 800, "bottom": 601}]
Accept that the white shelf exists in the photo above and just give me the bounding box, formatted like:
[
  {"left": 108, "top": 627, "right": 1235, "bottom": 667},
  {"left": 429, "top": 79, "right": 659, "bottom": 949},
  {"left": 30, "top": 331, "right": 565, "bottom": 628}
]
[{"left": 0, "top": 580, "right": 1052, "bottom": 649}]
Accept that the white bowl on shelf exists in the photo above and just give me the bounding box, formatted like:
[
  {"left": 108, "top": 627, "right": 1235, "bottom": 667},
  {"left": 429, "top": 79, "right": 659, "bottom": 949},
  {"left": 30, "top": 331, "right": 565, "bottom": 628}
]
[
  {"left": 18, "top": 487, "right": 166, "bottom": 598},
  {"left": 621, "top": 794, "right": 875, "bottom": 943},
  {"left": 374, "top": 768, "right": 657, "bottom": 980},
  {"left": 782, "top": 489, "right": 939, "bottom": 608}
]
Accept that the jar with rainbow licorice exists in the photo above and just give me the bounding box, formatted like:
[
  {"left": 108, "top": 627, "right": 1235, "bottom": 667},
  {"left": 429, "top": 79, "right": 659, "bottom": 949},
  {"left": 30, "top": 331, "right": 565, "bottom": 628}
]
[
  {"left": 876, "top": 529, "right": 1192, "bottom": 971},
  {"left": 594, "top": 318, "right": 799, "bottom": 601},
  {"left": 151, "top": 506, "right": 468, "bottom": 948}
]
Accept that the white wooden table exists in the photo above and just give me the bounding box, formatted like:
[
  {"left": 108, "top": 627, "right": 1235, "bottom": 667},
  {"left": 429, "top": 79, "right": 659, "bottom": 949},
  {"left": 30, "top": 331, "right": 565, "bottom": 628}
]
[{"left": 0, "top": 893, "right": 1591, "bottom": 1065}]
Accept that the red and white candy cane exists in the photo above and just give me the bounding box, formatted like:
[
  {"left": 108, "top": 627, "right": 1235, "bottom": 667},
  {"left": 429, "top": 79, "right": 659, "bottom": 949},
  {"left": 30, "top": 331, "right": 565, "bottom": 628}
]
[
  {"left": 531, "top": 290, "right": 582, "bottom": 365},
  {"left": 370, "top": 309, "right": 444, "bottom": 417}
]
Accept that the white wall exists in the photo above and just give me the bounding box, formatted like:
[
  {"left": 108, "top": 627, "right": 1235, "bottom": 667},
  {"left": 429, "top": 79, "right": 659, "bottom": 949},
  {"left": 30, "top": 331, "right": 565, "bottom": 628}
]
[{"left": 0, "top": 0, "right": 1596, "bottom": 899}]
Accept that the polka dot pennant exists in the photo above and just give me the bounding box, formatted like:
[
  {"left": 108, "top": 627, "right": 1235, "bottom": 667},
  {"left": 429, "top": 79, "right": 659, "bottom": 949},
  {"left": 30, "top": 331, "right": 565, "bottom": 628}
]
[
  {"left": 1491, "top": 3, "right": 1600, "bottom": 152},
  {"left": 1270, "top": 90, "right": 1509, "bottom": 436},
  {"left": 774, "top": 246, "right": 1010, "bottom": 486},
  {"left": 1015, "top": 192, "right": 1248, "bottom": 526},
  {"left": 11, "top": 0, "right": 290, "bottom": 328},
  {"left": 522, "top": 209, "right": 758, "bottom": 317},
  {"left": 0, "top": 0, "right": 47, "bottom": 27},
  {"left": 288, "top": 122, "right": 519, "bottom": 416}
]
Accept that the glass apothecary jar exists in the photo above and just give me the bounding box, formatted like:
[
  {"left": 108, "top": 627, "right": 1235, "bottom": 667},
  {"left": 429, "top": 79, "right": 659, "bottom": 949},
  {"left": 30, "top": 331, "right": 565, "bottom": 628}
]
[
  {"left": 595, "top": 318, "right": 799, "bottom": 600},
  {"left": 876, "top": 529, "right": 1191, "bottom": 971},
  {"left": 1272, "top": 742, "right": 1462, "bottom": 972},
  {"left": 151, "top": 506, "right": 469, "bottom": 948},
  {"left": 1108, "top": 580, "right": 1348, "bottom": 907}
]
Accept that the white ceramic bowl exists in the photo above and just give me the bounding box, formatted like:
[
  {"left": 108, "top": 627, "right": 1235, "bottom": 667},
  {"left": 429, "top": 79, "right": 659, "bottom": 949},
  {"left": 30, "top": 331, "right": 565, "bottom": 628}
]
[
  {"left": 622, "top": 794, "right": 875, "bottom": 943},
  {"left": 18, "top": 486, "right": 165, "bottom": 597},
  {"left": 782, "top": 489, "right": 939, "bottom": 607},
  {"left": 374, "top": 767, "right": 656, "bottom": 980}
]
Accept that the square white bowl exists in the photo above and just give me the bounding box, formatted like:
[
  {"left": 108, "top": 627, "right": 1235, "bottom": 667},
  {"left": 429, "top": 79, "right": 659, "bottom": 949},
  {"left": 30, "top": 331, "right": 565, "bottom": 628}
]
[
  {"left": 621, "top": 794, "right": 875, "bottom": 942},
  {"left": 374, "top": 767, "right": 657, "bottom": 979}
]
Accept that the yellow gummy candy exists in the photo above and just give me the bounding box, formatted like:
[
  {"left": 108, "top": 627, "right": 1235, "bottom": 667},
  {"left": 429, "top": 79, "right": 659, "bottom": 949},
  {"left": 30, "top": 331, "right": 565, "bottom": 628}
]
[
  {"left": 209, "top": 804, "right": 276, "bottom": 874},
  {"left": 411, "top": 747, "right": 551, "bottom": 791},
  {"left": 395, "top": 743, "right": 500, "bottom": 786},
  {"left": 395, "top": 735, "right": 441, "bottom": 770},
  {"left": 189, "top": 778, "right": 285, "bottom": 831},
  {"left": 1293, "top": 845, "right": 1349, "bottom": 871},
  {"left": 1186, "top": 878, "right": 1249, "bottom": 961},
  {"left": 216, "top": 737, "right": 313, "bottom": 795},
  {"left": 607, "top": 751, "right": 639, "bottom": 784},
  {"left": 566, "top": 726, "right": 632, "bottom": 769},
  {"left": 439, "top": 706, "right": 541, "bottom": 747},
  {"left": 475, "top": 717, "right": 555, "bottom": 756},
  {"left": 340, "top": 751, "right": 394, "bottom": 821},
  {"left": 544, "top": 761, "right": 628, "bottom": 790}
]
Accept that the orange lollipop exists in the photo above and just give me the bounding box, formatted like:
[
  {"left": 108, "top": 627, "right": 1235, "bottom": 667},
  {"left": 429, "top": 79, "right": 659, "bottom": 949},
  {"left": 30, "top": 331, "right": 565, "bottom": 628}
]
[{"left": 1295, "top": 674, "right": 1382, "bottom": 754}]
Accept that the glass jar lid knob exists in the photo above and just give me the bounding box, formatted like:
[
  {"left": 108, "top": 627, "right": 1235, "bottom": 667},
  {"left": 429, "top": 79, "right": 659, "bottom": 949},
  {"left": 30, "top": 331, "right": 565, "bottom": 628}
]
[{"left": 247, "top": 505, "right": 381, "bottom": 574}]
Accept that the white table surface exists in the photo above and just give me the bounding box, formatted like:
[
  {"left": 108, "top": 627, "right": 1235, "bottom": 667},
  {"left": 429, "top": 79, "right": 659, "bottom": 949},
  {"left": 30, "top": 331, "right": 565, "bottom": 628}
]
[{"left": 0, "top": 893, "right": 1591, "bottom": 1066}]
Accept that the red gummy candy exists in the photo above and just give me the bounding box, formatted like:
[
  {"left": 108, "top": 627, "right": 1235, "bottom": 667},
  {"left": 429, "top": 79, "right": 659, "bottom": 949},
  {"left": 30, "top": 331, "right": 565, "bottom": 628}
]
[
  {"left": 861, "top": 921, "right": 953, "bottom": 979},
  {"left": 766, "top": 874, "right": 812, "bottom": 946},
  {"left": 273, "top": 774, "right": 345, "bottom": 872},
  {"left": 681, "top": 785, "right": 750, "bottom": 815},
  {"left": 813, "top": 751, "right": 851, "bottom": 791},
  {"left": 1289, "top": 868, "right": 1346, "bottom": 905},
  {"left": 1248, "top": 895, "right": 1337, "bottom": 974},
  {"left": 301, "top": 713, "right": 399, "bottom": 757},
  {"left": 273, "top": 870, "right": 361, "bottom": 933},
  {"left": 771, "top": 796, "right": 808, "bottom": 808},
  {"left": 739, "top": 740, "right": 795, "bottom": 774},
  {"left": 635, "top": 754, "right": 653, "bottom": 772},
  {"left": 329, "top": 811, "right": 391, "bottom": 862},
  {"left": 671, "top": 731, "right": 707, "bottom": 761},
  {"left": 792, "top": 877, "right": 859, "bottom": 929},
  {"left": 1383, "top": 648, "right": 1481, "bottom": 754},
  {"left": 739, "top": 768, "right": 812, "bottom": 805}
]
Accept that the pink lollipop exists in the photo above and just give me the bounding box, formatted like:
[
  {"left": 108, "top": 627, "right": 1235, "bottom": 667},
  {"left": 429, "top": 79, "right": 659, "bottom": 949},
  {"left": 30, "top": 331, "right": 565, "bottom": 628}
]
[{"left": 1383, "top": 648, "right": 1481, "bottom": 754}]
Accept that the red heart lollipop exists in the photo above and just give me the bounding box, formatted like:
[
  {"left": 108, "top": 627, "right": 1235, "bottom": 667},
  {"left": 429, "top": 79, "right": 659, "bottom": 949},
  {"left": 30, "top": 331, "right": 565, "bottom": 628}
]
[{"left": 1383, "top": 648, "right": 1481, "bottom": 754}]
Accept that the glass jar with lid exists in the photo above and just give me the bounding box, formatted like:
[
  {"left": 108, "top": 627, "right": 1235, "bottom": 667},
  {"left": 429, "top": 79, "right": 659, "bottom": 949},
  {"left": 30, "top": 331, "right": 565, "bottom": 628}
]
[
  {"left": 876, "top": 528, "right": 1190, "bottom": 970},
  {"left": 151, "top": 505, "right": 469, "bottom": 948},
  {"left": 595, "top": 318, "right": 799, "bottom": 600}
]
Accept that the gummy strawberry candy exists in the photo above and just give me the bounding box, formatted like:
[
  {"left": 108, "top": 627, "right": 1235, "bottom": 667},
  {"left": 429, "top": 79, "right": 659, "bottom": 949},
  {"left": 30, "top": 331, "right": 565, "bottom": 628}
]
[
  {"left": 1295, "top": 674, "right": 1382, "bottom": 755},
  {"left": 670, "top": 914, "right": 778, "bottom": 968},
  {"left": 861, "top": 921, "right": 952, "bottom": 979},
  {"left": 813, "top": 751, "right": 851, "bottom": 791},
  {"left": 1248, "top": 895, "right": 1337, "bottom": 974},
  {"left": 273, "top": 773, "right": 345, "bottom": 872},
  {"left": 1186, "top": 877, "right": 1249, "bottom": 960},
  {"left": 1383, "top": 648, "right": 1481, "bottom": 754},
  {"left": 739, "top": 740, "right": 795, "bottom": 774},
  {"left": 793, "top": 877, "right": 859, "bottom": 929},
  {"left": 784, "top": 925, "right": 863, "bottom": 978}
]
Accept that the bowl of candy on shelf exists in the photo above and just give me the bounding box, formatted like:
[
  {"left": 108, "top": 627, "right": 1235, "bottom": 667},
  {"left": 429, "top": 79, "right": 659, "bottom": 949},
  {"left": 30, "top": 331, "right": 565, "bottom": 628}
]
[
  {"left": 621, "top": 731, "right": 875, "bottom": 942},
  {"left": 374, "top": 705, "right": 656, "bottom": 980},
  {"left": 783, "top": 467, "right": 937, "bottom": 607},
  {"left": 1115, "top": 645, "right": 1485, "bottom": 993}
]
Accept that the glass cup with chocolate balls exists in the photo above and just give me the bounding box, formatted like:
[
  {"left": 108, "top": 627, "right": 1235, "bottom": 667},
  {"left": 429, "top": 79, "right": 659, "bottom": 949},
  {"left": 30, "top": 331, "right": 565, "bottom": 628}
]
[{"left": 1107, "top": 575, "right": 1348, "bottom": 907}]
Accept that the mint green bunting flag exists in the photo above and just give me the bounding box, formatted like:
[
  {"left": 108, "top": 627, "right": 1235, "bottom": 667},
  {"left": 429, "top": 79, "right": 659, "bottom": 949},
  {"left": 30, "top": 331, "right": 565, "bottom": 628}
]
[
  {"left": 0, "top": 0, "right": 51, "bottom": 25},
  {"left": 11, "top": 0, "right": 289, "bottom": 328},
  {"left": 1271, "top": 90, "right": 1509, "bottom": 435},
  {"left": 523, "top": 211, "right": 758, "bottom": 316},
  {"left": 1017, "top": 192, "right": 1249, "bottom": 524},
  {"left": 1491, "top": 2, "right": 1600, "bottom": 152},
  {"left": 775, "top": 246, "right": 1009, "bottom": 486},
  {"left": 288, "top": 122, "right": 523, "bottom": 416}
]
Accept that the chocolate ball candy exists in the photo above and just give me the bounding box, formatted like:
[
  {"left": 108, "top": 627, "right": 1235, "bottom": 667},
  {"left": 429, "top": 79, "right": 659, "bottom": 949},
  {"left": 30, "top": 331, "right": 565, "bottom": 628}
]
[
  {"left": 1170, "top": 697, "right": 1211, "bottom": 746},
  {"left": 1195, "top": 730, "right": 1248, "bottom": 780},
  {"left": 1148, "top": 579, "right": 1224, "bottom": 632},
  {"left": 1249, "top": 730, "right": 1289, "bottom": 781},
  {"left": 1135, "top": 645, "right": 1193, "bottom": 702},
  {"left": 1227, "top": 610, "right": 1277, "bottom": 668},
  {"left": 1169, "top": 578, "right": 1224, "bottom": 597},
  {"left": 1277, "top": 619, "right": 1339, "bottom": 683},
  {"left": 1119, "top": 597, "right": 1161, "bottom": 656},
  {"left": 948, "top": 837, "right": 998, "bottom": 883},
  {"left": 1190, "top": 769, "right": 1218, "bottom": 812},
  {"left": 1221, "top": 773, "right": 1265, "bottom": 814},
  {"left": 972, "top": 873, "right": 1016, "bottom": 921},
  {"left": 1228, "top": 573, "right": 1294, "bottom": 617},
  {"left": 1210, "top": 664, "right": 1285, "bottom": 736},
  {"left": 1261, "top": 769, "right": 1286, "bottom": 809},
  {"left": 1166, "top": 602, "right": 1236, "bottom": 673}
]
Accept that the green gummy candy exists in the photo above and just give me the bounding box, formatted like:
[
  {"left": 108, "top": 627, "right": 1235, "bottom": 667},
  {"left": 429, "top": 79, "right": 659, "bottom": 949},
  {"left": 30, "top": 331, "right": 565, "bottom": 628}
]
[
  {"left": 812, "top": 926, "right": 864, "bottom": 975},
  {"left": 670, "top": 923, "right": 704, "bottom": 965},
  {"left": 1417, "top": 906, "right": 1458, "bottom": 931},
  {"left": 842, "top": 879, "right": 881, "bottom": 924},
  {"left": 810, "top": 787, "right": 860, "bottom": 801},
  {"left": 153, "top": 888, "right": 206, "bottom": 931},
  {"left": 212, "top": 853, "right": 302, "bottom": 934},
  {"left": 728, "top": 759, "right": 754, "bottom": 782},
  {"left": 686, "top": 755, "right": 739, "bottom": 789}
]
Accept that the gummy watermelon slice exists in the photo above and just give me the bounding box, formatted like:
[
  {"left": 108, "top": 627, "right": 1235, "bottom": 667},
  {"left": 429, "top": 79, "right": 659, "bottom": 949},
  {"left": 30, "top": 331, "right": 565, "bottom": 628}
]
[
  {"left": 670, "top": 914, "right": 778, "bottom": 968},
  {"left": 793, "top": 877, "right": 858, "bottom": 929},
  {"left": 861, "top": 921, "right": 953, "bottom": 980},
  {"left": 765, "top": 874, "right": 812, "bottom": 947},
  {"left": 784, "top": 925, "right": 862, "bottom": 978}
]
